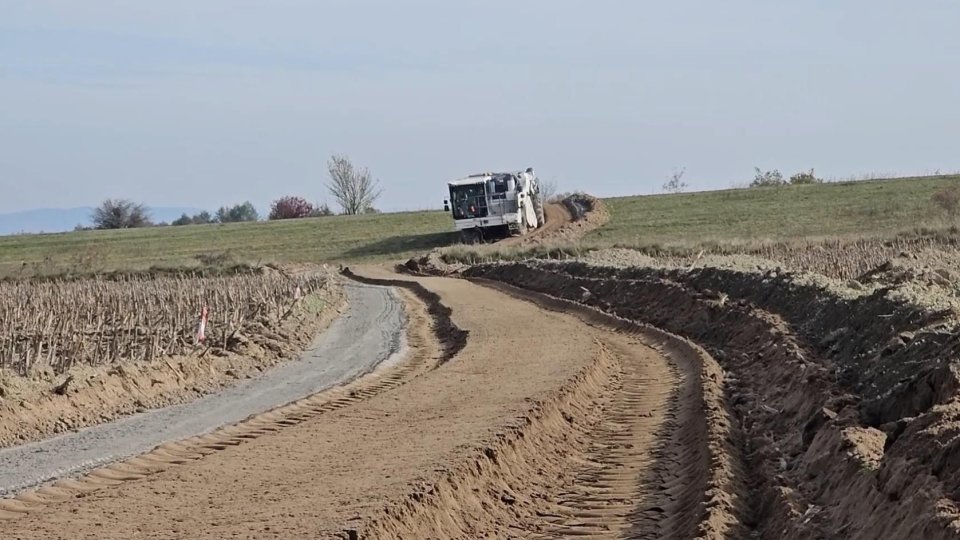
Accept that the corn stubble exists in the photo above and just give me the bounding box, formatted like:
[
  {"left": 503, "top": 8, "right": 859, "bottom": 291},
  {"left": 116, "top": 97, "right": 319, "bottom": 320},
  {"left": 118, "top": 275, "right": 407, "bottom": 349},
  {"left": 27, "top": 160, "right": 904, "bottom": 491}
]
[{"left": 0, "top": 273, "right": 327, "bottom": 376}]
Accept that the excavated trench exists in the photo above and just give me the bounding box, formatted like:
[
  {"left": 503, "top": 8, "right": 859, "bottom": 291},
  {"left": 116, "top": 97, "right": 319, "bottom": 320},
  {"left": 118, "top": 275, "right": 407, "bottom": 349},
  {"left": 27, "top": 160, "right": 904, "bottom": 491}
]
[{"left": 464, "top": 260, "right": 960, "bottom": 539}]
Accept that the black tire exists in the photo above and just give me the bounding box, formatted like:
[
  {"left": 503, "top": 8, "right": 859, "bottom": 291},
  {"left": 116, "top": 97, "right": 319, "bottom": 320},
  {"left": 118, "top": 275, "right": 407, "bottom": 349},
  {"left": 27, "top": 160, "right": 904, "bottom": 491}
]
[{"left": 460, "top": 228, "right": 483, "bottom": 244}]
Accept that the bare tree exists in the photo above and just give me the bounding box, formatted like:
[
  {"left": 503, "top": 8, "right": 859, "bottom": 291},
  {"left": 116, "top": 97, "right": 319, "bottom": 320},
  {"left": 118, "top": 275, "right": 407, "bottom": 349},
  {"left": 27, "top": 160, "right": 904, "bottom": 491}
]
[
  {"left": 540, "top": 178, "right": 559, "bottom": 202},
  {"left": 662, "top": 167, "right": 688, "bottom": 193},
  {"left": 91, "top": 199, "right": 152, "bottom": 229},
  {"left": 327, "top": 154, "right": 382, "bottom": 215}
]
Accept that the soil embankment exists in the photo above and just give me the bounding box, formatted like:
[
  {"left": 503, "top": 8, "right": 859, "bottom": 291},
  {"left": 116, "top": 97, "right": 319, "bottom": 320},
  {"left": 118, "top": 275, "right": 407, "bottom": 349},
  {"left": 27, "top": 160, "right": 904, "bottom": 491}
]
[
  {"left": 500, "top": 194, "right": 610, "bottom": 247},
  {"left": 466, "top": 257, "right": 960, "bottom": 539}
]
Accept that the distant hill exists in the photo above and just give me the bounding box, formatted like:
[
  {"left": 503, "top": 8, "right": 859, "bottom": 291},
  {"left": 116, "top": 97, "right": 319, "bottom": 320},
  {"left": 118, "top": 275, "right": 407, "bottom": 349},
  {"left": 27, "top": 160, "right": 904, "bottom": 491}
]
[{"left": 0, "top": 206, "right": 205, "bottom": 236}]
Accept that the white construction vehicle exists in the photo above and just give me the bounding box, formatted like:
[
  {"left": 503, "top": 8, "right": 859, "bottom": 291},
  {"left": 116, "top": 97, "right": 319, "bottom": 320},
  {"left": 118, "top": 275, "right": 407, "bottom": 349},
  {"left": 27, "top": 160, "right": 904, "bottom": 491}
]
[{"left": 443, "top": 168, "right": 546, "bottom": 242}]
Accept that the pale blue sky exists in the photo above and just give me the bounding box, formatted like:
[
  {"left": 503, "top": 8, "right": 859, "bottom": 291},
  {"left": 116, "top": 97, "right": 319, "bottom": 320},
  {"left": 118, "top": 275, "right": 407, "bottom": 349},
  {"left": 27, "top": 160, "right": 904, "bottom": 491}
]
[{"left": 2, "top": 1, "right": 958, "bottom": 214}]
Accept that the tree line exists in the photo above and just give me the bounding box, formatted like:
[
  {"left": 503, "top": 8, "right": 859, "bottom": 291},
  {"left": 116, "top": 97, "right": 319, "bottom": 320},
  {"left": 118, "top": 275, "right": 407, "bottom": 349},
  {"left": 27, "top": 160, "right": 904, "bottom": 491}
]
[{"left": 83, "top": 154, "right": 382, "bottom": 230}]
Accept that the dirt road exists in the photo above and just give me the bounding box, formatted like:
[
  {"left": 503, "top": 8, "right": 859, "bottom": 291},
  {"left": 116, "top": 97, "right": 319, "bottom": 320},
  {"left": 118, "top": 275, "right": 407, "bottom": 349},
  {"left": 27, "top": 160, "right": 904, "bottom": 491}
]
[{"left": 0, "top": 268, "right": 730, "bottom": 539}]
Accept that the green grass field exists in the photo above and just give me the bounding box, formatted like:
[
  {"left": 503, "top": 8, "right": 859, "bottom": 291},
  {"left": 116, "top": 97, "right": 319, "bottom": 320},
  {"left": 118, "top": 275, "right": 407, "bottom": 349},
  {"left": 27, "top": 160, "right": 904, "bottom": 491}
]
[
  {"left": 0, "top": 210, "right": 454, "bottom": 277},
  {"left": 1, "top": 175, "right": 957, "bottom": 277},
  {"left": 589, "top": 175, "right": 959, "bottom": 248}
]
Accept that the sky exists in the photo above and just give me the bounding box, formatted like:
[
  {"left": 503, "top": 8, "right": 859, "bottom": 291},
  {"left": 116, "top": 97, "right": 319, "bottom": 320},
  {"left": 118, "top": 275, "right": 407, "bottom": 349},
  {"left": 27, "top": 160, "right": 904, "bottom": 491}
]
[{"left": 1, "top": 1, "right": 959, "bottom": 215}]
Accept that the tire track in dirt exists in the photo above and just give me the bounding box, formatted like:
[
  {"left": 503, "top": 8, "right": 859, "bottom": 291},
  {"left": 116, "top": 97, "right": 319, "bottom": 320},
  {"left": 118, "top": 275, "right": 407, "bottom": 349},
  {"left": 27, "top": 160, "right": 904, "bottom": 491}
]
[
  {"left": 0, "top": 287, "right": 446, "bottom": 523},
  {"left": 362, "top": 277, "right": 743, "bottom": 538},
  {"left": 532, "top": 337, "right": 676, "bottom": 539},
  {"left": 474, "top": 280, "right": 745, "bottom": 539}
]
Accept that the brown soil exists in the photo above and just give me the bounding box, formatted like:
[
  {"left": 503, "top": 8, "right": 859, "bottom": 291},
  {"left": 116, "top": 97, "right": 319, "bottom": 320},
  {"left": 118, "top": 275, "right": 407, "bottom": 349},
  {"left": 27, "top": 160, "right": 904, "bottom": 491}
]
[
  {"left": 401, "top": 195, "right": 610, "bottom": 276},
  {"left": 0, "top": 267, "right": 735, "bottom": 539},
  {"left": 500, "top": 195, "right": 610, "bottom": 247},
  {"left": 466, "top": 258, "right": 960, "bottom": 538},
  {"left": 497, "top": 201, "right": 572, "bottom": 246},
  {"left": 0, "top": 277, "right": 343, "bottom": 448}
]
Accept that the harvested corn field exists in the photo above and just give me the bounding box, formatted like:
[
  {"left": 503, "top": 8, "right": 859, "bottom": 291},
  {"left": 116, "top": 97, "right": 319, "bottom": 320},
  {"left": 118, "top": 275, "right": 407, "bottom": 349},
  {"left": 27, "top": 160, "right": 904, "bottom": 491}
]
[
  {"left": 0, "top": 270, "right": 327, "bottom": 375},
  {"left": 0, "top": 268, "right": 340, "bottom": 448}
]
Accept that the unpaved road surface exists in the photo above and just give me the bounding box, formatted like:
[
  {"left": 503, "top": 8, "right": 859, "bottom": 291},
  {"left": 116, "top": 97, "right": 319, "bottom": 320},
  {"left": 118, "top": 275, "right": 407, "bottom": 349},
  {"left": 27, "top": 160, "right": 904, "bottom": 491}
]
[
  {"left": 0, "top": 268, "right": 731, "bottom": 539},
  {"left": 0, "top": 283, "right": 404, "bottom": 498}
]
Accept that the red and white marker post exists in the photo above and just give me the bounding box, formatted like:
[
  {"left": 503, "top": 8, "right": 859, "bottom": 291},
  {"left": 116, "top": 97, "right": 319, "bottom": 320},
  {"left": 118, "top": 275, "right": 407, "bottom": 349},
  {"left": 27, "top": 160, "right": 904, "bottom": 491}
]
[{"left": 196, "top": 306, "right": 209, "bottom": 343}]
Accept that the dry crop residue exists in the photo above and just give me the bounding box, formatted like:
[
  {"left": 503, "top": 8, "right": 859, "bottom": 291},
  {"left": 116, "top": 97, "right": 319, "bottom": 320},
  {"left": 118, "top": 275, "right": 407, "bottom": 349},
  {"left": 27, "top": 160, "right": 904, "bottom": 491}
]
[
  {"left": 1, "top": 267, "right": 734, "bottom": 539},
  {"left": 466, "top": 255, "right": 960, "bottom": 538},
  {"left": 0, "top": 269, "right": 340, "bottom": 448}
]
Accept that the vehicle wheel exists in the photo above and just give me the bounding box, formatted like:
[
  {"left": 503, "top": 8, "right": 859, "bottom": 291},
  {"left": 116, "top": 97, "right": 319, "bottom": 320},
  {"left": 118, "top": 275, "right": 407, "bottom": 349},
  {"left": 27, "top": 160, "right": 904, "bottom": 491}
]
[{"left": 460, "top": 228, "right": 482, "bottom": 244}]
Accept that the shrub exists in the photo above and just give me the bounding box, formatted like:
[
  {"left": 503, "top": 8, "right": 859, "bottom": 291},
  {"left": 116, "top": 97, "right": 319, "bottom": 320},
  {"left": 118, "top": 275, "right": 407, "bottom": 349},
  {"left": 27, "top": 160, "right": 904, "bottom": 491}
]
[
  {"left": 91, "top": 199, "right": 152, "bottom": 229},
  {"left": 269, "top": 196, "right": 315, "bottom": 220},
  {"left": 310, "top": 203, "right": 335, "bottom": 217},
  {"left": 789, "top": 169, "right": 822, "bottom": 185},
  {"left": 171, "top": 213, "right": 192, "bottom": 226},
  {"left": 216, "top": 202, "right": 259, "bottom": 223},
  {"left": 749, "top": 167, "right": 785, "bottom": 187},
  {"left": 172, "top": 211, "right": 215, "bottom": 226}
]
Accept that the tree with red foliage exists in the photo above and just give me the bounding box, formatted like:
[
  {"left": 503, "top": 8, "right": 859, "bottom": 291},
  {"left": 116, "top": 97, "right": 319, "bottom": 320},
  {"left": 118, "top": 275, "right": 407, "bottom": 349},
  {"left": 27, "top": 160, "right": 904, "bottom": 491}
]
[{"left": 268, "top": 196, "right": 315, "bottom": 220}]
